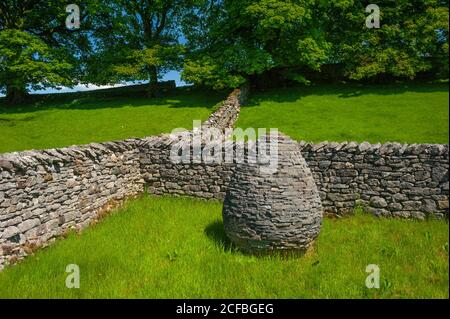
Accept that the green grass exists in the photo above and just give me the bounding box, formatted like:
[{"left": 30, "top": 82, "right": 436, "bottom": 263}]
[
  {"left": 1, "top": 82, "right": 448, "bottom": 154},
  {"left": 0, "top": 87, "right": 225, "bottom": 153},
  {"left": 236, "top": 82, "right": 449, "bottom": 144},
  {"left": 0, "top": 196, "right": 447, "bottom": 299}
]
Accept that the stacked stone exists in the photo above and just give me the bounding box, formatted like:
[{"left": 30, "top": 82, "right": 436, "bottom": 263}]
[
  {"left": 202, "top": 89, "right": 242, "bottom": 132},
  {"left": 222, "top": 134, "right": 323, "bottom": 254},
  {"left": 139, "top": 133, "right": 235, "bottom": 201},
  {"left": 139, "top": 90, "right": 244, "bottom": 201},
  {"left": 300, "top": 141, "right": 449, "bottom": 220},
  {"left": 139, "top": 130, "right": 448, "bottom": 221},
  {"left": 0, "top": 140, "right": 144, "bottom": 269},
  {"left": 1, "top": 87, "right": 449, "bottom": 270}
]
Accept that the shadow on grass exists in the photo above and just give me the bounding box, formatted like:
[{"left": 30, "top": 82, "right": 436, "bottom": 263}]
[
  {"left": 204, "top": 220, "right": 314, "bottom": 259},
  {"left": 0, "top": 86, "right": 228, "bottom": 115},
  {"left": 204, "top": 220, "right": 238, "bottom": 253},
  {"left": 242, "top": 81, "right": 449, "bottom": 108}
]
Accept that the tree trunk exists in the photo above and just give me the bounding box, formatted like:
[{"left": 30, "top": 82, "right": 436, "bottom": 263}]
[
  {"left": 239, "top": 79, "right": 251, "bottom": 105},
  {"left": 147, "top": 66, "right": 159, "bottom": 98},
  {"left": 5, "top": 84, "right": 28, "bottom": 106}
]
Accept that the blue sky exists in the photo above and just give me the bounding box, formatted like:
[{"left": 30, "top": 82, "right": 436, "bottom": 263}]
[{"left": 0, "top": 70, "right": 187, "bottom": 97}]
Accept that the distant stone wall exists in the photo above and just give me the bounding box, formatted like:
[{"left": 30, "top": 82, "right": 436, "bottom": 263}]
[
  {"left": 139, "top": 90, "right": 242, "bottom": 201},
  {"left": 300, "top": 141, "right": 449, "bottom": 219},
  {"left": 139, "top": 136, "right": 235, "bottom": 201},
  {"left": 202, "top": 89, "right": 241, "bottom": 131}
]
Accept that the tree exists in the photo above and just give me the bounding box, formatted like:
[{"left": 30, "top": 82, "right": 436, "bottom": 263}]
[
  {"left": 85, "top": 0, "right": 192, "bottom": 96},
  {"left": 0, "top": 0, "right": 88, "bottom": 105},
  {"left": 182, "top": 0, "right": 448, "bottom": 89},
  {"left": 182, "top": 0, "right": 330, "bottom": 90},
  {"left": 0, "top": 30, "right": 73, "bottom": 104},
  {"left": 323, "top": 0, "right": 449, "bottom": 81}
]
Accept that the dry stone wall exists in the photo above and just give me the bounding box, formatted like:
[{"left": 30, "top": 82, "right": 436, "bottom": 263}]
[
  {"left": 140, "top": 139, "right": 449, "bottom": 220},
  {"left": 202, "top": 88, "right": 241, "bottom": 131},
  {"left": 300, "top": 141, "right": 449, "bottom": 219},
  {"left": 139, "top": 136, "right": 235, "bottom": 201},
  {"left": 0, "top": 90, "right": 243, "bottom": 269},
  {"left": 139, "top": 90, "right": 242, "bottom": 201},
  {"left": 0, "top": 88, "right": 448, "bottom": 269},
  {"left": 0, "top": 140, "right": 144, "bottom": 269},
  {"left": 139, "top": 89, "right": 448, "bottom": 220}
]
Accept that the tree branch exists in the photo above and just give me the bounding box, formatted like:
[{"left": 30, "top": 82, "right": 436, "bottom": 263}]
[{"left": 155, "top": 3, "right": 171, "bottom": 37}]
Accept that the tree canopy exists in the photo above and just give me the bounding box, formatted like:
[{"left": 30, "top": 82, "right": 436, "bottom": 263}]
[
  {"left": 182, "top": 0, "right": 331, "bottom": 89},
  {"left": 0, "top": 0, "right": 448, "bottom": 105},
  {"left": 84, "top": 0, "right": 193, "bottom": 95},
  {"left": 0, "top": 29, "right": 73, "bottom": 103},
  {"left": 0, "top": 0, "right": 89, "bottom": 104},
  {"left": 182, "top": 0, "right": 449, "bottom": 89},
  {"left": 326, "top": 0, "right": 449, "bottom": 81}
]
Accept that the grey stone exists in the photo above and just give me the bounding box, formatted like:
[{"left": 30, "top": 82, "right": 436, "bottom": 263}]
[
  {"left": 403, "top": 201, "right": 423, "bottom": 211},
  {"left": 18, "top": 219, "right": 40, "bottom": 233},
  {"left": 370, "top": 196, "right": 388, "bottom": 208},
  {"left": 0, "top": 160, "right": 13, "bottom": 171},
  {"left": 411, "top": 211, "right": 427, "bottom": 221},
  {"left": 366, "top": 207, "right": 390, "bottom": 217},
  {"left": 422, "top": 199, "right": 437, "bottom": 213},
  {"left": 388, "top": 202, "right": 403, "bottom": 211},
  {"left": 438, "top": 200, "right": 449, "bottom": 210},
  {"left": 223, "top": 134, "right": 323, "bottom": 254},
  {"left": 3, "top": 226, "right": 20, "bottom": 239},
  {"left": 415, "top": 171, "right": 431, "bottom": 181}
]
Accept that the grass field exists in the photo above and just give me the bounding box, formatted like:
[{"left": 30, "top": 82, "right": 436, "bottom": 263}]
[
  {"left": 1, "top": 83, "right": 448, "bottom": 154},
  {"left": 0, "top": 87, "right": 225, "bottom": 153},
  {"left": 236, "top": 82, "right": 449, "bottom": 144},
  {"left": 0, "top": 196, "right": 447, "bottom": 299}
]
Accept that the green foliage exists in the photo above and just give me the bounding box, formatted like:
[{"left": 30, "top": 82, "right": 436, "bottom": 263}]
[
  {"left": 0, "top": 0, "right": 89, "bottom": 103},
  {"left": 183, "top": 0, "right": 448, "bottom": 89},
  {"left": 85, "top": 0, "right": 192, "bottom": 86},
  {"left": 183, "top": 57, "right": 248, "bottom": 90},
  {"left": 326, "top": 0, "right": 449, "bottom": 80},
  {"left": 0, "top": 196, "right": 447, "bottom": 298},
  {"left": 0, "top": 0, "right": 448, "bottom": 98},
  {"left": 0, "top": 30, "right": 73, "bottom": 94},
  {"left": 182, "top": 0, "right": 330, "bottom": 89},
  {"left": 113, "top": 45, "right": 184, "bottom": 78}
]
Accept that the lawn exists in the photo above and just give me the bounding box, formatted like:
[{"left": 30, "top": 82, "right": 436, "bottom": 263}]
[
  {"left": 0, "top": 87, "right": 225, "bottom": 153},
  {"left": 0, "top": 196, "right": 447, "bottom": 299},
  {"left": 236, "top": 82, "right": 449, "bottom": 144},
  {"left": 1, "top": 83, "right": 448, "bottom": 154}
]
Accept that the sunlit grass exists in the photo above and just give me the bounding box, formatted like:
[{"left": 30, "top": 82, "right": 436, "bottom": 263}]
[
  {"left": 236, "top": 82, "right": 449, "bottom": 144},
  {"left": 0, "top": 196, "right": 447, "bottom": 299},
  {"left": 0, "top": 87, "right": 225, "bottom": 153}
]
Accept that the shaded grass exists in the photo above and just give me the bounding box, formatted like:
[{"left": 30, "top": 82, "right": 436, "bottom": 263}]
[
  {"left": 235, "top": 82, "right": 449, "bottom": 144},
  {"left": 0, "top": 87, "right": 226, "bottom": 153},
  {"left": 1, "top": 83, "right": 448, "bottom": 153},
  {"left": 0, "top": 196, "right": 447, "bottom": 299}
]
